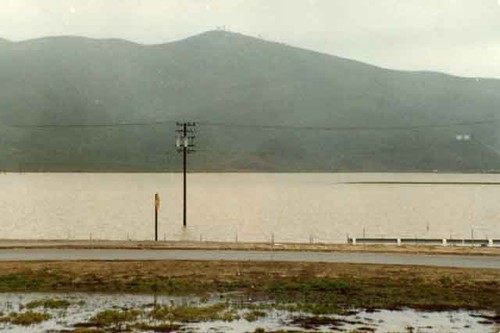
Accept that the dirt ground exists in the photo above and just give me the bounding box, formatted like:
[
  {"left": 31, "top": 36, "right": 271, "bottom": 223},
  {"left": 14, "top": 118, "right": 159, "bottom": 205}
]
[
  {"left": 0, "top": 239, "right": 498, "bottom": 256},
  {"left": 0, "top": 260, "right": 498, "bottom": 284},
  {"left": 0, "top": 260, "right": 498, "bottom": 310}
]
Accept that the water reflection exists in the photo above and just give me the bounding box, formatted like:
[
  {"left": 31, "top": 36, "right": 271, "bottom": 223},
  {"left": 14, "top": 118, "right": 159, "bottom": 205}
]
[
  {"left": 0, "top": 292, "right": 496, "bottom": 332},
  {"left": 0, "top": 173, "right": 499, "bottom": 244}
]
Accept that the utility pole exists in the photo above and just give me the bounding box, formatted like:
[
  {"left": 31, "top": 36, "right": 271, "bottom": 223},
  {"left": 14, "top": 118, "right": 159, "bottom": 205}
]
[
  {"left": 154, "top": 193, "right": 160, "bottom": 241},
  {"left": 176, "top": 122, "right": 196, "bottom": 227}
]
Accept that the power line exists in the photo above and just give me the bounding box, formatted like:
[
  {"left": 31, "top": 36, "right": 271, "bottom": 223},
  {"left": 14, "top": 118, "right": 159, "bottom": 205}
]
[
  {"left": 201, "top": 118, "right": 499, "bottom": 131},
  {"left": 6, "top": 117, "right": 500, "bottom": 131},
  {"left": 474, "top": 138, "right": 500, "bottom": 157},
  {"left": 9, "top": 119, "right": 178, "bottom": 128},
  {"left": 195, "top": 140, "right": 447, "bottom": 158}
]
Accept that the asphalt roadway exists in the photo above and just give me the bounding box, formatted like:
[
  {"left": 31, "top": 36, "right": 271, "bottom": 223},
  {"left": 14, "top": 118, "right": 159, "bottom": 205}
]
[{"left": 0, "top": 249, "right": 497, "bottom": 269}]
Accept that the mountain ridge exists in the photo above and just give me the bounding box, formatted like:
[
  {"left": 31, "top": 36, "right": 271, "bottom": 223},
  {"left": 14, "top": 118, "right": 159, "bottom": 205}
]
[
  {"left": 4, "top": 30, "right": 498, "bottom": 80},
  {"left": 0, "top": 30, "right": 499, "bottom": 172}
]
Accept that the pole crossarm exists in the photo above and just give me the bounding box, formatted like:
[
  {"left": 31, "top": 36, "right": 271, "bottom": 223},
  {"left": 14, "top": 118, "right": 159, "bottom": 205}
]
[{"left": 176, "top": 122, "right": 196, "bottom": 227}]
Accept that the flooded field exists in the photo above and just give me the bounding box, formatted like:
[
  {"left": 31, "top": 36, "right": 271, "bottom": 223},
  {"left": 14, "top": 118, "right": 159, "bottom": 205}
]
[
  {"left": 0, "top": 292, "right": 497, "bottom": 333},
  {"left": 0, "top": 173, "right": 499, "bottom": 243}
]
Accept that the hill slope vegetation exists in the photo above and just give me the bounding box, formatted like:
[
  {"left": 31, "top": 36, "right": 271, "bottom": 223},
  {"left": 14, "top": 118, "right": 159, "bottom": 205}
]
[{"left": 0, "top": 31, "right": 499, "bottom": 172}]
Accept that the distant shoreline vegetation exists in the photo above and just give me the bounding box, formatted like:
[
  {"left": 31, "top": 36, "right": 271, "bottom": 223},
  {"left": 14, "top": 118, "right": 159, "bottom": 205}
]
[
  {"left": 0, "top": 168, "right": 500, "bottom": 174},
  {"left": 1, "top": 170, "right": 500, "bottom": 174}
]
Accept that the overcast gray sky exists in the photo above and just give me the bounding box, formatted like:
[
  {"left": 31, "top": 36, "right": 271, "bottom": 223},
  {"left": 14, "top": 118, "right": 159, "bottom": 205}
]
[{"left": 2, "top": 0, "right": 500, "bottom": 78}]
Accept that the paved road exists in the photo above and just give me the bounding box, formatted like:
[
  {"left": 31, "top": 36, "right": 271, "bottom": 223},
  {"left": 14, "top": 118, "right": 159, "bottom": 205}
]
[{"left": 0, "top": 249, "right": 498, "bottom": 269}]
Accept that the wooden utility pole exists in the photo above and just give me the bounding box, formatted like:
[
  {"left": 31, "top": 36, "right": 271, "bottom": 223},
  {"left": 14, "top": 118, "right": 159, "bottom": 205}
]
[
  {"left": 176, "top": 122, "right": 196, "bottom": 227},
  {"left": 154, "top": 193, "right": 160, "bottom": 241}
]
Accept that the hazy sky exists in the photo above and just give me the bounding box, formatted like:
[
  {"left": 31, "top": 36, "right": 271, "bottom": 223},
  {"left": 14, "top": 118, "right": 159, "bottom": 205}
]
[{"left": 2, "top": 0, "right": 500, "bottom": 78}]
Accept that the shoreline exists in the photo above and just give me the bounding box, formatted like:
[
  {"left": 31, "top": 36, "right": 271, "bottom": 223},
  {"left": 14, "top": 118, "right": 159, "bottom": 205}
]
[
  {"left": 2, "top": 171, "right": 500, "bottom": 174},
  {"left": 0, "top": 239, "right": 498, "bottom": 256}
]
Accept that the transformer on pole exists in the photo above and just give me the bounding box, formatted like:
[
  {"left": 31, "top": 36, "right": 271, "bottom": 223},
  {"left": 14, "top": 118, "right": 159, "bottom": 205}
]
[{"left": 176, "top": 122, "right": 196, "bottom": 227}]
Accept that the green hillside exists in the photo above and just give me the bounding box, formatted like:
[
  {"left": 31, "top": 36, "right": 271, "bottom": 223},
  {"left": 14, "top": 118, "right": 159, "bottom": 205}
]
[{"left": 0, "top": 30, "right": 499, "bottom": 172}]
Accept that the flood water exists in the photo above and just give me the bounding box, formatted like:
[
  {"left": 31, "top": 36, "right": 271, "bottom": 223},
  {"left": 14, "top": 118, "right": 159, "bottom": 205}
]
[
  {"left": 0, "top": 173, "right": 499, "bottom": 243},
  {"left": 0, "top": 292, "right": 497, "bottom": 333}
]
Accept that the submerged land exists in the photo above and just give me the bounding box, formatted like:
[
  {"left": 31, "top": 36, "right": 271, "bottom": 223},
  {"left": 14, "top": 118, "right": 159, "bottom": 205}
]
[{"left": 0, "top": 245, "right": 498, "bottom": 331}]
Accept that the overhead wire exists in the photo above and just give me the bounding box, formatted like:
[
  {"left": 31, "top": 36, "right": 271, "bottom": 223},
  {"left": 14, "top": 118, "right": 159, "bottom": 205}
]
[
  {"left": 8, "top": 119, "right": 178, "bottom": 128},
  {"left": 6, "top": 116, "right": 500, "bottom": 131},
  {"left": 201, "top": 118, "right": 499, "bottom": 131},
  {"left": 6, "top": 115, "right": 499, "bottom": 159}
]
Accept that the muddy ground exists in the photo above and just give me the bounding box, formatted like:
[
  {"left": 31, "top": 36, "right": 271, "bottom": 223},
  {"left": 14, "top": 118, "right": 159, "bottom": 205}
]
[{"left": 0, "top": 260, "right": 498, "bottom": 310}]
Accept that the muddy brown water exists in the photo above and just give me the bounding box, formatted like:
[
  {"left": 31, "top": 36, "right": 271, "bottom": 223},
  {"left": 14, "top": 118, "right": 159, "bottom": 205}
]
[{"left": 0, "top": 173, "right": 499, "bottom": 243}]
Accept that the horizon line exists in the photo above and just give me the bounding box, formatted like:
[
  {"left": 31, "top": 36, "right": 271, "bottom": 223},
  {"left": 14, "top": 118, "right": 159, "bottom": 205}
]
[{"left": 1, "top": 30, "right": 499, "bottom": 81}]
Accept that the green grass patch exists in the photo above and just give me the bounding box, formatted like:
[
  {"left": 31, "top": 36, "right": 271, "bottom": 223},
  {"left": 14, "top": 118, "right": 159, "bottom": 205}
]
[
  {"left": 0, "top": 265, "right": 497, "bottom": 311},
  {"left": 25, "top": 298, "right": 71, "bottom": 310},
  {"left": 133, "top": 322, "right": 180, "bottom": 332},
  {"left": 266, "top": 279, "right": 356, "bottom": 294},
  {"left": 90, "top": 309, "right": 142, "bottom": 327},
  {"left": 243, "top": 309, "right": 267, "bottom": 322},
  {"left": 0, "top": 274, "right": 47, "bottom": 291},
  {"left": 0, "top": 311, "right": 51, "bottom": 326},
  {"left": 150, "top": 303, "right": 239, "bottom": 322},
  {"left": 122, "top": 277, "right": 211, "bottom": 294}
]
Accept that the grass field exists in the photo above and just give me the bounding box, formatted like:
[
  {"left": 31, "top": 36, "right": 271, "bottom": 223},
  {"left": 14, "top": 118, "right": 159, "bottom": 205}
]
[{"left": 0, "top": 260, "right": 497, "bottom": 311}]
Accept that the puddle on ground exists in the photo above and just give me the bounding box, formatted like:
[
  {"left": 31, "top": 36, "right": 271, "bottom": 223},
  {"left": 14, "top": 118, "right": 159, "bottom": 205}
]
[{"left": 0, "top": 292, "right": 497, "bottom": 332}]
